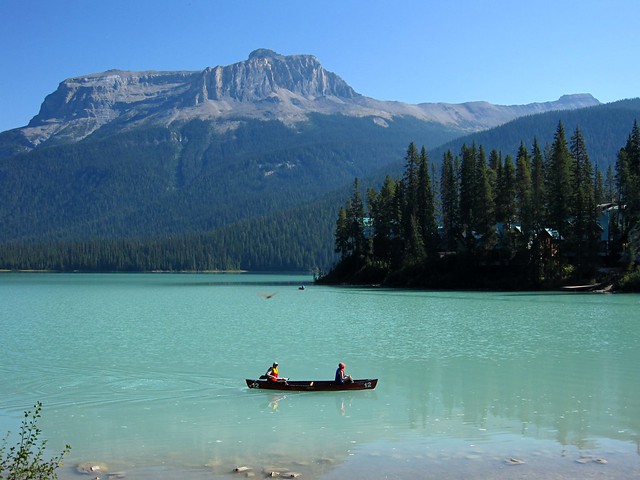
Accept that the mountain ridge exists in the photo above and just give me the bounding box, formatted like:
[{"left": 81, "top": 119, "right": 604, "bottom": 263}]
[{"left": 3, "top": 49, "right": 600, "bottom": 158}]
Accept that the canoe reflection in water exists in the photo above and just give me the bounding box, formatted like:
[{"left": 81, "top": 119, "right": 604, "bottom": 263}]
[
  {"left": 337, "top": 396, "right": 353, "bottom": 416},
  {"left": 268, "top": 394, "right": 286, "bottom": 411}
]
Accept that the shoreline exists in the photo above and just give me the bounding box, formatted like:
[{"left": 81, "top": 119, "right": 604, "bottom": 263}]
[
  {"left": 1, "top": 269, "right": 624, "bottom": 293},
  {"left": 56, "top": 436, "right": 640, "bottom": 480},
  {"left": 0, "top": 269, "right": 249, "bottom": 273}
]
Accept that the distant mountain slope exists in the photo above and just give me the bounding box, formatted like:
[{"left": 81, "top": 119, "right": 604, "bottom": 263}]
[
  {"left": 426, "top": 98, "right": 640, "bottom": 171},
  {"left": 0, "top": 114, "right": 463, "bottom": 243},
  {"left": 0, "top": 49, "right": 598, "bottom": 159}
]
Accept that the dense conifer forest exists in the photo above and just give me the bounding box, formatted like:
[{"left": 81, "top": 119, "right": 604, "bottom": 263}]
[
  {"left": 0, "top": 199, "right": 339, "bottom": 273},
  {"left": 320, "top": 120, "right": 640, "bottom": 291}
]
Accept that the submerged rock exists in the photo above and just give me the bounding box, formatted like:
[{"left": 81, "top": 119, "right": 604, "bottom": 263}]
[
  {"left": 576, "top": 456, "right": 608, "bottom": 465},
  {"left": 76, "top": 462, "right": 109, "bottom": 474}
]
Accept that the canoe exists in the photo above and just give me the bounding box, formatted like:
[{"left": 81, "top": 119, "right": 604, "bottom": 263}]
[{"left": 245, "top": 378, "right": 378, "bottom": 391}]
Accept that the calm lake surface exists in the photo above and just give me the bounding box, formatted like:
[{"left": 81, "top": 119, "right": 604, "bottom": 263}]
[{"left": 1, "top": 273, "right": 639, "bottom": 479}]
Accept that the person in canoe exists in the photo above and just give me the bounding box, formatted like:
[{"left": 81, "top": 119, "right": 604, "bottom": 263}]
[
  {"left": 335, "top": 362, "right": 353, "bottom": 384},
  {"left": 261, "top": 362, "right": 287, "bottom": 382}
]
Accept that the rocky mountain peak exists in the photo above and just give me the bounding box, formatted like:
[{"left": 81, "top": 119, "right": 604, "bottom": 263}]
[
  {"left": 248, "top": 48, "right": 283, "bottom": 60},
  {"left": 21, "top": 49, "right": 361, "bottom": 147},
  {"left": 196, "top": 49, "right": 357, "bottom": 103},
  {"left": 6, "top": 50, "right": 601, "bottom": 154}
]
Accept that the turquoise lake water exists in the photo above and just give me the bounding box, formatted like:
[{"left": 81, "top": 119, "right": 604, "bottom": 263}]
[{"left": 1, "top": 273, "right": 639, "bottom": 479}]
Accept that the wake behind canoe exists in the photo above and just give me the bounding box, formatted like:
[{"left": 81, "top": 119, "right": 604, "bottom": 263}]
[{"left": 245, "top": 378, "right": 378, "bottom": 391}]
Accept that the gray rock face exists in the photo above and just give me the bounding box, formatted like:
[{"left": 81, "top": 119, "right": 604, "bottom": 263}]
[
  {"left": 196, "top": 49, "right": 358, "bottom": 102},
  {"left": 17, "top": 49, "right": 600, "bottom": 149}
]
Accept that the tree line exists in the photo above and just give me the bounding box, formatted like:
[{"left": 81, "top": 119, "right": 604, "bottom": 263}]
[
  {"left": 0, "top": 207, "right": 336, "bottom": 273},
  {"left": 324, "top": 120, "right": 640, "bottom": 290}
]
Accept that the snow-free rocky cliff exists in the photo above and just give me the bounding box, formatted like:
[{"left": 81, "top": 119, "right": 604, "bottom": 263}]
[{"left": 17, "top": 49, "right": 600, "bottom": 149}]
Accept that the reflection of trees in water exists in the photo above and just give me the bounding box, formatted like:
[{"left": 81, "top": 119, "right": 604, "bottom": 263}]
[{"left": 401, "top": 353, "right": 639, "bottom": 452}]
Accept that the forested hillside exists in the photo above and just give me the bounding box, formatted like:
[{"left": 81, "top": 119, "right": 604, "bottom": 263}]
[
  {"left": 338, "top": 99, "right": 640, "bottom": 213},
  {"left": 0, "top": 114, "right": 461, "bottom": 243},
  {"left": 0, "top": 195, "right": 341, "bottom": 272},
  {"left": 1, "top": 101, "right": 639, "bottom": 274},
  {"left": 431, "top": 98, "right": 640, "bottom": 172},
  {"left": 0, "top": 113, "right": 455, "bottom": 272},
  {"left": 322, "top": 118, "right": 640, "bottom": 290}
]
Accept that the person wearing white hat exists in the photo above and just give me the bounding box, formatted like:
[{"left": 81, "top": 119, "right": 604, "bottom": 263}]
[{"left": 265, "top": 362, "right": 279, "bottom": 382}]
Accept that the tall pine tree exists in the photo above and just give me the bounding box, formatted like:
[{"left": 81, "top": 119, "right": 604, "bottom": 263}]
[
  {"left": 348, "top": 177, "right": 368, "bottom": 259},
  {"left": 440, "top": 150, "right": 460, "bottom": 251},
  {"left": 473, "top": 145, "right": 496, "bottom": 252},
  {"left": 515, "top": 143, "right": 534, "bottom": 249},
  {"left": 459, "top": 143, "right": 477, "bottom": 247},
  {"left": 547, "top": 121, "right": 573, "bottom": 238},
  {"left": 368, "top": 175, "right": 397, "bottom": 264},
  {"left": 569, "top": 127, "right": 598, "bottom": 279},
  {"left": 417, "top": 146, "right": 438, "bottom": 257}
]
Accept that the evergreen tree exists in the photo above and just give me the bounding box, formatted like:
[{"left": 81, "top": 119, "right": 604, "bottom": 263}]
[
  {"left": 615, "top": 140, "right": 632, "bottom": 234},
  {"left": 334, "top": 206, "right": 350, "bottom": 260},
  {"left": 604, "top": 162, "right": 623, "bottom": 260},
  {"left": 496, "top": 154, "right": 517, "bottom": 224},
  {"left": 391, "top": 179, "right": 407, "bottom": 268},
  {"left": 368, "top": 175, "right": 397, "bottom": 263},
  {"left": 488, "top": 148, "right": 502, "bottom": 171},
  {"left": 402, "top": 142, "right": 421, "bottom": 215},
  {"left": 417, "top": 146, "right": 438, "bottom": 256},
  {"left": 489, "top": 149, "right": 503, "bottom": 219},
  {"left": 594, "top": 164, "right": 605, "bottom": 206},
  {"left": 529, "top": 137, "right": 548, "bottom": 279},
  {"left": 547, "top": 121, "right": 573, "bottom": 238},
  {"left": 347, "top": 178, "right": 368, "bottom": 259},
  {"left": 615, "top": 120, "right": 640, "bottom": 266},
  {"left": 569, "top": 127, "right": 598, "bottom": 279},
  {"left": 431, "top": 162, "right": 440, "bottom": 229},
  {"left": 459, "top": 143, "right": 477, "bottom": 245},
  {"left": 440, "top": 150, "right": 460, "bottom": 251},
  {"left": 515, "top": 145, "right": 534, "bottom": 246},
  {"left": 396, "top": 143, "right": 420, "bottom": 262},
  {"left": 473, "top": 145, "right": 496, "bottom": 252},
  {"left": 404, "top": 214, "right": 426, "bottom": 266},
  {"left": 605, "top": 164, "right": 616, "bottom": 203},
  {"left": 623, "top": 121, "right": 640, "bottom": 228}
]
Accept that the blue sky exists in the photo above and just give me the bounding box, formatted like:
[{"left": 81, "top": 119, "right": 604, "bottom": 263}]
[{"left": 1, "top": 0, "right": 639, "bottom": 133}]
